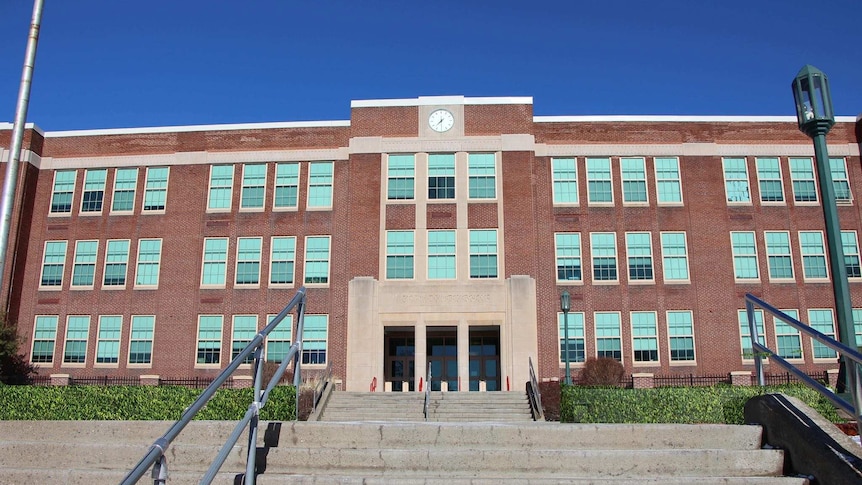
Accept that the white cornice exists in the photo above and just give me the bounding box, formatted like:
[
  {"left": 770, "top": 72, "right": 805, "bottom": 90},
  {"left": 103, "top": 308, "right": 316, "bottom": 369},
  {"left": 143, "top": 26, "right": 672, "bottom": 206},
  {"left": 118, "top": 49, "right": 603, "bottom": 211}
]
[
  {"left": 351, "top": 96, "right": 533, "bottom": 108},
  {"left": 534, "top": 115, "right": 858, "bottom": 123},
  {"left": 43, "top": 120, "right": 350, "bottom": 138},
  {"left": 0, "top": 122, "right": 43, "bottom": 134}
]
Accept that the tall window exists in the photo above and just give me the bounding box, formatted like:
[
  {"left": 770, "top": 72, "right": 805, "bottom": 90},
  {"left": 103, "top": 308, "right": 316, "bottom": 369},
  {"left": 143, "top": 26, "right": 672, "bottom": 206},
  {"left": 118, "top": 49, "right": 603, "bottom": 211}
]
[
  {"left": 197, "top": 315, "right": 223, "bottom": 365},
  {"left": 201, "top": 238, "right": 228, "bottom": 287},
  {"left": 655, "top": 157, "right": 682, "bottom": 204},
  {"left": 96, "top": 315, "right": 122, "bottom": 364},
  {"left": 551, "top": 157, "right": 578, "bottom": 204},
  {"left": 428, "top": 230, "right": 456, "bottom": 279},
  {"left": 842, "top": 231, "right": 862, "bottom": 279},
  {"left": 386, "top": 231, "right": 414, "bottom": 279},
  {"left": 143, "top": 167, "right": 169, "bottom": 212},
  {"left": 789, "top": 157, "right": 817, "bottom": 203},
  {"left": 667, "top": 311, "right": 695, "bottom": 361},
  {"left": 103, "top": 239, "right": 130, "bottom": 287},
  {"left": 307, "top": 161, "right": 334, "bottom": 208},
  {"left": 40, "top": 241, "right": 67, "bottom": 288},
  {"left": 799, "top": 231, "right": 828, "bottom": 280},
  {"left": 274, "top": 163, "right": 299, "bottom": 209},
  {"left": 755, "top": 157, "right": 784, "bottom": 202},
  {"left": 765, "top": 231, "right": 794, "bottom": 280},
  {"left": 631, "top": 312, "right": 658, "bottom": 362},
  {"left": 135, "top": 239, "right": 162, "bottom": 288},
  {"left": 730, "top": 232, "right": 759, "bottom": 281},
  {"left": 71, "top": 240, "right": 98, "bottom": 288},
  {"left": 722, "top": 157, "right": 750, "bottom": 203},
  {"left": 738, "top": 309, "right": 765, "bottom": 361},
  {"left": 590, "top": 232, "right": 618, "bottom": 282},
  {"left": 266, "top": 314, "right": 292, "bottom": 363},
  {"left": 31, "top": 316, "right": 58, "bottom": 363},
  {"left": 829, "top": 157, "right": 851, "bottom": 202},
  {"left": 660, "top": 232, "right": 689, "bottom": 282},
  {"left": 304, "top": 236, "right": 331, "bottom": 284},
  {"left": 774, "top": 310, "right": 802, "bottom": 360},
  {"left": 621, "top": 157, "right": 647, "bottom": 203},
  {"left": 625, "top": 232, "right": 653, "bottom": 282},
  {"left": 302, "top": 314, "right": 328, "bottom": 364},
  {"left": 468, "top": 153, "right": 496, "bottom": 199},
  {"left": 854, "top": 309, "right": 862, "bottom": 348},
  {"left": 50, "top": 170, "right": 76, "bottom": 214},
  {"left": 240, "top": 164, "right": 266, "bottom": 209},
  {"left": 428, "top": 154, "right": 455, "bottom": 200},
  {"left": 808, "top": 309, "right": 837, "bottom": 359},
  {"left": 387, "top": 154, "right": 415, "bottom": 200},
  {"left": 232, "top": 315, "right": 257, "bottom": 364},
  {"left": 129, "top": 315, "right": 155, "bottom": 365},
  {"left": 586, "top": 157, "right": 613, "bottom": 204},
  {"left": 558, "top": 312, "right": 585, "bottom": 364},
  {"left": 469, "top": 229, "right": 498, "bottom": 279},
  {"left": 63, "top": 316, "right": 90, "bottom": 364},
  {"left": 554, "top": 233, "right": 582, "bottom": 282},
  {"left": 208, "top": 165, "right": 234, "bottom": 211},
  {"left": 235, "top": 237, "right": 262, "bottom": 286},
  {"left": 80, "top": 169, "right": 107, "bottom": 213},
  {"left": 111, "top": 167, "right": 137, "bottom": 213},
  {"left": 594, "top": 312, "right": 622, "bottom": 361},
  {"left": 270, "top": 237, "right": 296, "bottom": 286}
]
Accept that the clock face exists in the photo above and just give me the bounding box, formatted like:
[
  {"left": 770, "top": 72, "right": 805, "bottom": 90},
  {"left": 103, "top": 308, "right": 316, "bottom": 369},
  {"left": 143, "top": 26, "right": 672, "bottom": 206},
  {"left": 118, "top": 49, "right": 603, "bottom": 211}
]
[{"left": 428, "top": 109, "right": 455, "bottom": 133}]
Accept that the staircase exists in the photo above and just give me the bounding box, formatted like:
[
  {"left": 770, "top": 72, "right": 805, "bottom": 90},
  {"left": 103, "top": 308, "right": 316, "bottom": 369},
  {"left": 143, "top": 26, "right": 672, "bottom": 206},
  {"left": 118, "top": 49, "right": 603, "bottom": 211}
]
[
  {"left": 0, "top": 420, "right": 806, "bottom": 484},
  {"left": 318, "top": 391, "right": 534, "bottom": 422}
]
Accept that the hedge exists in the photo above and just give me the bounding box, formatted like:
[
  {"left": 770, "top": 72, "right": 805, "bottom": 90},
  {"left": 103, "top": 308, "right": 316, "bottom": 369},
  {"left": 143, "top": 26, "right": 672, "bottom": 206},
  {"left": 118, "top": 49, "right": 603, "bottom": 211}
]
[
  {"left": 561, "top": 384, "right": 841, "bottom": 424},
  {"left": 0, "top": 385, "right": 296, "bottom": 421}
]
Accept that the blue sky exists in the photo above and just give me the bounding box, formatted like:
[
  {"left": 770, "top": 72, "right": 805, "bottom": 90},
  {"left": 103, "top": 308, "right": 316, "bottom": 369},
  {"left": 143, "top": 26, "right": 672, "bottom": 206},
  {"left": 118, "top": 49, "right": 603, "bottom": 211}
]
[{"left": 1, "top": 1, "right": 860, "bottom": 131}]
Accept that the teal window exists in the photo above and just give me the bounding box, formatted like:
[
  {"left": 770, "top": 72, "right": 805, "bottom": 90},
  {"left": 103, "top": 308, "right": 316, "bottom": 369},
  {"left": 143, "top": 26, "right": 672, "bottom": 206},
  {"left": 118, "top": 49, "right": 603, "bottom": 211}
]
[
  {"left": 232, "top": 315, "right": 257, "bottom": 364},
  {"left": 625, "top": 232, "right": 653, "bottom": 281},
  {"left": 103, "top": 239, "right": 130, "bottom": 287},
  {"left": 774, "top": 309, "right": 802, "bottom": 360},
  {"left": 586, "top": 157, "right": 612, "bottom": 203},
  {"left": 274, "top": 163, "right": 299, "bottom": 209},
  {"left": 71, "top": 240, "right": 98, "bottom": 288},
  {"left": 428, "top": 154, "right": 455, "bottom": 200},
  {"left": 661, "top": 232, "right": 689, "bottom": 281},
  {"left": 730, "top": 232, "right": 759, "bottom": 280},
  {"left": 197, "top": 315, "right": 223, "bottom": 365},
  {"left": 654, "top": 157, "right": 682, "bottom": 204},
  {"left": 621, "top": 157, "right": 647, "bottom": 203},
  {"left": 789, "top": 158, "right": 817, "bottom": 202},
  {"left": 96, "top": 315, "right": 122, "bottom": 364},
  {"left": 269, "top": 237, "right": 296, "bottom": 285},
  {"left": 240, "top": 164, "right": 266, "bottom": 209},
  {"left": 551, "top": 158, "right": 578, "bottom": 204},
  {"left": 590, "top": 232, "right": 618, "bottom": 282},
  {"left": 469, "top": 229, "right": 498, "bottom": 279},
  {"left": 135, "top": 239, "right": 162, "bottom": 287},
  {"left": 386, "top": 231, "right": 414, "bottom": 279},
  {"left": 143, "top": 167, "right": 168, "bottom": 211},
  {"left": 208, "top": 165, "right": 234, "bottom": 211},
  {"left": 81, "top": 169, "right": 107, "bottom": 213},
  {"left": 40, "top": 241, "right": 67, "bottom": 288},
  {"left": 387, "top": 154, "right": 415, "bottom": 200},
  {"left": 111, "top": 168, "right": 138, "bottom": 213},
  {"left": 722, "top": 157, "right": 750, "bottom": 203},
  {"left": 428, "top": 230, "right": 456, "bottom": 279},
  {"left": 738, "top": 309, "right": 765, "bottom": 360},
  {"left": 829, "top": 157, "right": 851, "bottom": 202},
  {"left": 63, "top": 316, "right": 90, "bottom": 364},
  {"left": 755, "top": 157, "right": 784, "bottom": 202},
  {"left": 554, "top": 233, "right": 582, "bottom": 282},
  {"left": 31, "top": 315, "right": 58, "bottom": 363},
  {"left": 558, "top": 312, "right": 585, "bottom": 363},
  {"left": 853, "top": 309, "right": 862, "bottom": 348},
  {"left": 808, "top": 309, "right": 836, "bottom": 359},
  {"left": 631, "top": 312, "right": 658, "bottom": 362},
  {"left": 304, "top": 236, "right": 330, "bottom": 284},
  {"left": 201, "top": 238, "right": 228, "bottom": 287},
  {"left": 50, "top": 170, "right": 76, "bottom": 214},
  {"left": 266, "top": 314, "right": 292, "bottom": 363},
  {"left": 307, "top": 162, "right": 334, "bottom": 208},
  {"left": 799, "top": 231, "right": 828, "bottom": 280},
  {"left": 667, "top": 311, "right": 695, "bottom": 361},
  {"left": 765, "top": 231, "right": 793, "bottom": 280},
  {"left": 842, "top": 231, "right": 861, "bottom": 279},
  {"left": 129, "top": 315, "right": 154, "bottom": 365},
  {"left": 595, "top": 312, "right": 622, "bottom": 361},
  {"left": 468, "top": 153, "right": 496, "bottom": 199},
  {"left": 301, "top": 315, "right": 328, "bottom": 364},
  {"left": 235, "top": 237, "right": 262, "bottom": 286}
]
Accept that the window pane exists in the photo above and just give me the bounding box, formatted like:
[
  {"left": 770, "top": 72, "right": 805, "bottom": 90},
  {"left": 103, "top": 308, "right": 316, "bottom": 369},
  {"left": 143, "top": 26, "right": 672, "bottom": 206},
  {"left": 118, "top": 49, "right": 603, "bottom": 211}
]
[
  {"left": 765, "top": 232, "right": 793, "bottom": 279},
  {"left": 208, "top": 165, "right": 234, "bottom": 210},
  {"left": 631, "top": 312, "right": 658, "bottom": 362},
  {"left": 555, "top": 233, "right": 582, "bottom": 282},
  {"left": 731, "top": 232, "right": 758, "bottom": 280},
  {"left": 308, "top": 162, "right": 334, "bottom": 208},
  {"left": 274, "top": 163, "right": 299, "bottom": 208},
  {"left": 655, "top": 157, "right": 682, "bottom": 203},
  {"left": 50, "top": 171, "right": 76, "bottom": 214},
  {"left": 143, "top": 167, "right": 168, "bottom": 211},
  {"left": 789, "top": 158, "right": 817, "bottom": 202},
  {"left": 468, "top": 153, "right": 496, "bottom": 199},
  {"left": 232, "top": 315, "right": 257, "bottom": 364},
  {"left": 595, "top": 312, "right": 621, "bottom": 361},
  {"left": 103, "top": 239, "right": 130, "bottom": 286},
  {"left": 428, "top": 230, "right": 456, "bottom": 279},
  {"left": 621, "top": 157, "right": 647, "bottom": 203},
  {"left": 386, "top": 231, "right": 415, "bottom": 279},
  {"left": 41, "top": 241, "right": 67, "bottom": 287},
  {"left": 558, "top": 312, "right": 585, "bottom": 363},
  {"left": 129, "top": 315, "right": 155, "bottom": 364},
  {"left": 774, "top": 310, "right": 802, "bottom": 360},
  {"left": 135, "top": 239, "right": 162, "bottom": 287},
  {"left": 266, "top": 314, "right": 293, "bottom": 363},
  {"left": 63, "top": 316, "right": 90, "bottom": 364},
  {"left": 388, "top": 154, "right": 415, "bottom": 200},
  {"left": 112, "top": 168, "right": 138, "bottom": 212},
  {"left": 738, "top": 309, "right": 765, "bottom": 359},
  {"left": 197, "top": 315, "right": 223, "bottom": 364},
  {"left": 842, "top": 231, "right": 861, "bottom": 279},
  {"left": 301, "top": 315, "right": 328, "bottom": 364},
  {"left": 829, "top": 157, "right": 851, "bottom": 202},
  {"left": 96, "top": 316, "right": 122, "bottom": 364},
  {"left": 71, "top": 241, "right": 98, "bottom": 287},
  {"left": 31, "top": 316, "right": 58, "bottom": 363},
  {"left": 236, "top": 237, "right": 262, "bottom": 285},
  {"left": 809, "top": 309, "right": 837, "bottom": 359},
  {"left": 723, "top": 158, "right": 750, "bottom": 203},
  {"left": 591, "top": 233, "right": 617, "bottom": 281},
  {"left": 668, "top": 311, "right": 695, "bottom": 361},
  {"left": 800, "top": 231, "right": 828, "bottom": 279},
  {"left": 428, "top": 154, "right": 455, "bottom": 200},
  {"left": 240, "top": 164, "right": 266, "bottom": 209},
  {"left": 586, "top": 157, "right": 612, "bottom": 203},
  {"left": 552, "top": 158, "right": 578, "bottom": 204},
  {"left": 304, "top": 236, "right": 330, "bottom": 284},
  {"left": 202, "top": 238, "right": 228, "bottom": 286},
  {"left": 661, "top": 232, "right": 689, "bottom": 281},
  {"left": 81, "top": 169, "right": 107, "bottom": 213},
  {"left": 626, "top": 232, "right": 653, "bottom": 281},
  {"left": 469, "top": 230, "right": 498, "bottom": 279},
  {"left": 270, "top": 237, "right": 296, "bottom": 285}
]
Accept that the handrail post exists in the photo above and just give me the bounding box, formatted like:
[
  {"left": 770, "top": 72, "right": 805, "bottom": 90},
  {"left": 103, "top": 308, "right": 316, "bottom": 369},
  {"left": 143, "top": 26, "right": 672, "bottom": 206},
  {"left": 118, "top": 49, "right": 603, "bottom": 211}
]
[
  {"left": 244, "top": 345, "right": 264, "bottom": 485},
  {"left": 293, "top": 298, "right": 306, "bottom": 419},
  {"left": 745, "top": 299, "right": 765, "bottom": 386}
]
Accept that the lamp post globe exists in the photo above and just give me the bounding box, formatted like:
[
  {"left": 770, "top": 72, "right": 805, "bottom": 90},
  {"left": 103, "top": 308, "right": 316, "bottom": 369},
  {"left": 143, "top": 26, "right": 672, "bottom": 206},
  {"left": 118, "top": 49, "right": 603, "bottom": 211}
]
[{"left": 560, "top": 290, "right": 571, "bottom": 384}]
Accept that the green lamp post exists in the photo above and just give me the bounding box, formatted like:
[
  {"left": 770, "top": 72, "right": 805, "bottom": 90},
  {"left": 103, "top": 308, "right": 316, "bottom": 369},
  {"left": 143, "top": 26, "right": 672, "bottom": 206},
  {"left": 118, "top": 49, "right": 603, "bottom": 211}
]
[{"left": 560, "top": 290, "right": 571, "bottom": 384}]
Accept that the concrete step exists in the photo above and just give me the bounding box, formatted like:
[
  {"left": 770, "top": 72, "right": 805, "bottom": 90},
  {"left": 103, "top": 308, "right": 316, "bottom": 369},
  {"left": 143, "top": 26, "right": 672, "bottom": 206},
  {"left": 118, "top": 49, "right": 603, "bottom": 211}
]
[{"left": 320, "top": 391, "right": 533, "bottom": 422}]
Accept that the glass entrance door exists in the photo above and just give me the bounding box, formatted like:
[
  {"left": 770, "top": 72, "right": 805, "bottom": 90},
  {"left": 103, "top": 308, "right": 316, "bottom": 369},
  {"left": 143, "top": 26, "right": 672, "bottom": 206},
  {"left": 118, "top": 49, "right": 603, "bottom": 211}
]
[
  {"left": 469, "top": 330, "right": 501, "bottom": 391},
  {"left": 427, "top": 331, "right": 457, "bottom": 391},
  {"left": 384, "top": 333, "right": 415, "bottom": 392}
]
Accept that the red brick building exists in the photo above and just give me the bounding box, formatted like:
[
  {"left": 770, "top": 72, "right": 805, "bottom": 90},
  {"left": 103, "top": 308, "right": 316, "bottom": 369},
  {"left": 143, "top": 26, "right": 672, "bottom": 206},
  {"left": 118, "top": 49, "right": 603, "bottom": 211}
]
[{"left": 1, "top": 95, "right": 861, "bottom": 391}]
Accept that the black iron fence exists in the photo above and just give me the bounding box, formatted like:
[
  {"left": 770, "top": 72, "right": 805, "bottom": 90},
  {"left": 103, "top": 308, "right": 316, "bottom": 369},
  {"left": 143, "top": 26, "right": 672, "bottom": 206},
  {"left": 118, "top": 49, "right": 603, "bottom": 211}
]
[{"left": 654, "top": 373, "right": 731, "bottom": 387}]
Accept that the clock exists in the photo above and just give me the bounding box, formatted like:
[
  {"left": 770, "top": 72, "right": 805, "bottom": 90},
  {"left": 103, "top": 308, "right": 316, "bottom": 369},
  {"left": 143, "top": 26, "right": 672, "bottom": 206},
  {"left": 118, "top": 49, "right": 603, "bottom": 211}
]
[{"left": 428, "top": 109, "right": 455, "bottom": 133}]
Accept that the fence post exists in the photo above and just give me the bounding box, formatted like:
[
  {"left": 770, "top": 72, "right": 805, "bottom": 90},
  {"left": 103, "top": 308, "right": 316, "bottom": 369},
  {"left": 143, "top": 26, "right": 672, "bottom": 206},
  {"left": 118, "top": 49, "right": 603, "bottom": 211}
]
[
  {"left": 140, "top": 375, "right": 160, "bottom": 386},
  {"left": 50, "top": 374, "right": 70, "bottom": 386},
  {"left": 730, "top": 371, "right": 752, "bottom": 387},
  {"left": 632, "top": 373, "right": 654, "bottom": 389}
]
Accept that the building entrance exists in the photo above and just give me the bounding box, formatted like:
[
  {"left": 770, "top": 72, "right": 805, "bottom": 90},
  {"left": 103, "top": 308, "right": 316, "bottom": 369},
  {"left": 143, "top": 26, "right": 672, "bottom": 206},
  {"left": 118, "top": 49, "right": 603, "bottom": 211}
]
[
  {"left": 427, "top": 328, "right": 458, "bottom": 391},
  {"left": 384, "top": 330, "right": 415, "bottom": 392},
  {"left": 469, "top": 329, "right": 501, "bottom": 391}
]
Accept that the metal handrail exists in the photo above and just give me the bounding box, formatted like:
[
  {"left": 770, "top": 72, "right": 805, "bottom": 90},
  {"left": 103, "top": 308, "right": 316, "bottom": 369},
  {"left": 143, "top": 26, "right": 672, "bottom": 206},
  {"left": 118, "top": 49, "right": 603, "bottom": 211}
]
[
  {"left": 423, "top": 362, "right": 431, "bottom": 421},
  {"left": 120, "top": 287, "right": 307, "bottom": 485},
  {"left": 744, "top": 293, "right": 862, "bottom": 435},
  {"left": 527, "top": 356, "right": 544, "bottom": 421},
  {"left": 313, "top": 360, "right": 333, "bottom": 413}
]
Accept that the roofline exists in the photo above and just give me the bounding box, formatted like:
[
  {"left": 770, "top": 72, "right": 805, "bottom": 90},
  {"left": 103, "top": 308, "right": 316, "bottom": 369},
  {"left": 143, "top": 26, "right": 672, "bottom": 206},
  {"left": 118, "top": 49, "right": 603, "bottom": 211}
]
[
  {"left": 534, "top": 115, "right": 859, "bottom": 123},
  {"left": 41, "top": 120, "right": 350, "bottom": 138},
  {"left": 351, "top": 95, "right": 533, "bottom": 108},
  {"left": 0, "top": 122, "right": 43, "bottom": 134}
]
